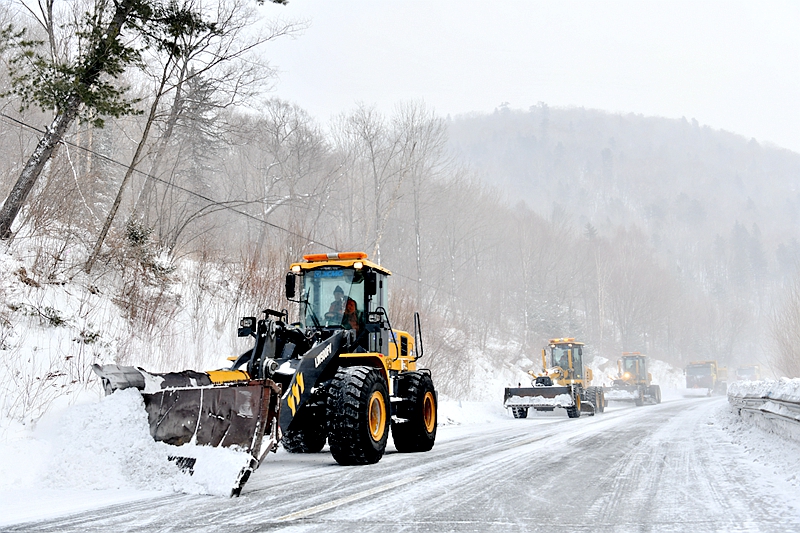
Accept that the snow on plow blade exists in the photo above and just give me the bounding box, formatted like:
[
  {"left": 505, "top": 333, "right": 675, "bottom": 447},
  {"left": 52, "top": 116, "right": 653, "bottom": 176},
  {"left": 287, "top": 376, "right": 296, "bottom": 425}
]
[
  {"left": 604, "top": 388, "right": 637, "bottom": 402},
  {"left": 503, "top": 386, "right": 574, "bottom": 408},
  {"left": 93, "top": 364, "right": 281, "bottom": 496}
]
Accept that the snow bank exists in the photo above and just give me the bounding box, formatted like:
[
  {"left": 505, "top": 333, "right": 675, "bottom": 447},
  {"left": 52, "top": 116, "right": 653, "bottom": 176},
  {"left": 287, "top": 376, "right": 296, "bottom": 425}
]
[
  {"left": 1, "top": 388, "right": 255, "bottom": 499},
  {"left": 717, "top": 403, "right": 800, "bottom": 488},
  {"left": 728, "top": 378, "right": 800, "bottom": 403},
  {"left": 438, "top": 400, "right": 508, "bottom": 425}
]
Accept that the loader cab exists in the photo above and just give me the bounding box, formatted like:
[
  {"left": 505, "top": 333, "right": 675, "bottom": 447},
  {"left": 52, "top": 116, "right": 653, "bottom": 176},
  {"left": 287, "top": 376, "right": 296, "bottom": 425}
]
[
  {"left": 287, "top": 252, "right": 392, "bottom": 354},
  {"left": 548, "top": 339, "right": 585, "bottom": 381}
]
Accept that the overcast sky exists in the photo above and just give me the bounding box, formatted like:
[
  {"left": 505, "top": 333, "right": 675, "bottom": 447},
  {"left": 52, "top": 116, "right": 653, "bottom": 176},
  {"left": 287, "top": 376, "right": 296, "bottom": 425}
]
[{"left": 262, "top": 1, "right": 800, "bottom": 153}]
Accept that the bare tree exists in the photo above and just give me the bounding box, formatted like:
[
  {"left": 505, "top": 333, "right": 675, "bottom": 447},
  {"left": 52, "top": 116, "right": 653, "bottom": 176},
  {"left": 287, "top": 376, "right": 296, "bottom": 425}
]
[
  {"left": 772, "top": 276, "right": 800, "bottom": 377},
  {"left": 0, "top": 0, "right": 289, "bottom": 241},
  {"left": 85, "top": 0, "right": 301, "bottom": 271}
]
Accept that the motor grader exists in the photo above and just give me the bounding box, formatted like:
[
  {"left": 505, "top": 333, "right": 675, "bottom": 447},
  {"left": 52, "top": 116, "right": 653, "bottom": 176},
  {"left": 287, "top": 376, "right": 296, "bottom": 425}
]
[
  {"left": 503, "top": 338, "right": 604, "bottom": 418},
  {"left": 94, "top": 252, "right": 437, "bottom": 496},
  {"left": 604, "top": 352, "right": 661, "bottom": 406}
]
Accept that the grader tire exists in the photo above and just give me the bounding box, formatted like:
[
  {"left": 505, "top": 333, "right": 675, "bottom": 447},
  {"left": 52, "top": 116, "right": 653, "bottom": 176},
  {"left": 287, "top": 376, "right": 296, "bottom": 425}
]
[
  {"left": 634, "top": 389, "right": 644, "bottom": 407},
  {"left": 586, "top": 386, "right": 604, "bottom": 414},
  {"left": 650, "top": 384, "right": 662, "bottom": 404},
  {"left": 392, "top": 372, "right": 437, "bottom": 452},
  {"left": 282, "top": 396, "right": 327, "bottom": 453},
  {"left": 566, "top": 394, "right": 581, "bottom": 418},
  {"left": 327, "top": 366, "right": 390, "bottom": 465},
  {"left": 511, "top": 406, "right": 529, "bottom": 419}
]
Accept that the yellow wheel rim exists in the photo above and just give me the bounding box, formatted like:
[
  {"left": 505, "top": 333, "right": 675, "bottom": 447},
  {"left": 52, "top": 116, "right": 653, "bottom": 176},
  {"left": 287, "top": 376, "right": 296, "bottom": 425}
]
[
  {"left": 423, "top": 391, "right": 436, "bottom": 433},
  {"left": 368, "top": 391, "right": 387, "bottom": 441}
]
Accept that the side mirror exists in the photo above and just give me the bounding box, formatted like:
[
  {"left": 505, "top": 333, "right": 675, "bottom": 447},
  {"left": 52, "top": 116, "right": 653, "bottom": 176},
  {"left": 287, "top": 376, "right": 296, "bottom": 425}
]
[
  {"left": 365, "top": 271, "right": 377, "bottom": 296},
  {"left": 285, "top": 273, "right": 296, "bottom": 299},
  {"left": 367, "top": 310, "right": 384, "bottom": 325}
]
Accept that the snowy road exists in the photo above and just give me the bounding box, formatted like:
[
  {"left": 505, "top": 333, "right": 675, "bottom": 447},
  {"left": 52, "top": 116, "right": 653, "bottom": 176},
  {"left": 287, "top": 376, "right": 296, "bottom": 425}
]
[{"left": 6, "top": 397, "right": 800, "bottom": 532}]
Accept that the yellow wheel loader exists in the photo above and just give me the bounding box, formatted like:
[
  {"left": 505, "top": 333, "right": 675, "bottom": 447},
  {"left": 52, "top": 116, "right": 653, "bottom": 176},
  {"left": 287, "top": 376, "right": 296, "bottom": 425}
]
[
  {"left": 604, "top": 352, "right": 661, "bottom": 406},
  {"left": 503, "top": 338, "right": 604, "bottom": 418},
  {"left": 94, "top": 252, "right": 437, "bottom": 495}
]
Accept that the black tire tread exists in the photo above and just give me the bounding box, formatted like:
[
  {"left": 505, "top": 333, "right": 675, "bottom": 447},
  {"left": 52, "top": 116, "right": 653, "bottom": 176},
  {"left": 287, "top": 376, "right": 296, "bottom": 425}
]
[
  {"left": 282, "top": 394, "right": 327, "bottom": 453},
  {"left": 511, "top": 406, "right": 528, "bottom": 419},
  {"left": 327, "top": 366, "right": 389, "bottom": 465},
  {"left": 392, "top": 372, "right": 438, "bottom": 452}
]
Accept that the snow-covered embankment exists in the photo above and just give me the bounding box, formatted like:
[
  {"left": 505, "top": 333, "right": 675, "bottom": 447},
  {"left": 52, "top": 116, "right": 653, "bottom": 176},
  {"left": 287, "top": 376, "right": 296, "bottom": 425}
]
[{"left": 727, "top": 378, "right": 800, "bottom": 441}]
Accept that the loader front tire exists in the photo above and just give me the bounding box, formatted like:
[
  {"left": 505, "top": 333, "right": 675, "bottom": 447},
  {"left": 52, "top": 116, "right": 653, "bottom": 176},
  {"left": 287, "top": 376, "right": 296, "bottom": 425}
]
[
  {"left": 328, "top": 366, "right": 389, "bottom": 465},
  {"left": 283, "top": 396, "right": 327, "bottom": 453},
  {"left": 392, "top": 372, "right": 437, "bottom": 452}
]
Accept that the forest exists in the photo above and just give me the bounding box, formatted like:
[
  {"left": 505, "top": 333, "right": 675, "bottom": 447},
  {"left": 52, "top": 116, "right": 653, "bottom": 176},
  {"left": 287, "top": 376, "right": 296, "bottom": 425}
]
[{"left": 0, "top": 0, "right": 798, "bottom": 423}]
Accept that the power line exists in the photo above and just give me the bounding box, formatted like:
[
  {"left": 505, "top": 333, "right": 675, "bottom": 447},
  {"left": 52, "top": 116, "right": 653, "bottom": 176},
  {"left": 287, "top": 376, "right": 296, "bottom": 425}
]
[
  {"left": 0, "top": 113, "right": 336, "bottom": 252},
  {"left": 0, "top": 113, "right": 458, "bottom": 296}
]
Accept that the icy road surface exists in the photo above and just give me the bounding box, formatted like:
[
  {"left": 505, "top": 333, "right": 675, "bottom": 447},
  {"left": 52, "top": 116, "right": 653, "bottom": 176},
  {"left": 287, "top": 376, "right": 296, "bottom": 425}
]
[{"left": 5, "top": 396, "right": 800, "bottom": 532}]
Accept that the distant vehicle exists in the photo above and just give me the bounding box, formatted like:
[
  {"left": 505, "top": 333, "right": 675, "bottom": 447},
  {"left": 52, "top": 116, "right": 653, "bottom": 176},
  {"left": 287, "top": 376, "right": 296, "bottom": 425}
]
[
  {"left": 503, "top": 338, "right": 604, "bottom": 418},
  {"left": 604, "top": 352, "right": 661, "bottom": 405},
  {"left": 684, "top": 360, "right": 727, "bottom": 396},
  {"left": 735, "top": 365, "right": 761, "bottom": 381}
]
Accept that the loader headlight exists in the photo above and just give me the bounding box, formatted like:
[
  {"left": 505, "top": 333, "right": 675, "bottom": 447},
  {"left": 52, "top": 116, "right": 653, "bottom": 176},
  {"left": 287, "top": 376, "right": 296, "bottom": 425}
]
[
  {"left": 291, "top": 265, "right": 301, "bottom": 273},
  {"left": 623, "top": 372, "right": 632, "bottom": 380},
  {"left": 238, "top": 316, "right": 257, "bottom": 337},
  {"left": 353, "top": 261, "right": 363, "bottom": 270}
]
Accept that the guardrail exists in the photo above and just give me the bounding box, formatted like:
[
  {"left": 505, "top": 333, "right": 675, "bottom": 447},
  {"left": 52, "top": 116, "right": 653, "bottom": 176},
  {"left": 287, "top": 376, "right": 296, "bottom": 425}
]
[{"left": 728, "top": 380, "right": 800, "bottom": 440}]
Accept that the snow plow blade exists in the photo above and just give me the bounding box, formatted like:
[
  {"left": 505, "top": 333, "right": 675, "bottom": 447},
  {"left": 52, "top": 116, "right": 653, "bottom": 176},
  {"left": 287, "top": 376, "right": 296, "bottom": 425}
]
[
  {"left": 503, "top": 386, "right": 574, "bottom": 408},
  {"left": 92, "top": 364, "right": 281, "bottom": 496}
]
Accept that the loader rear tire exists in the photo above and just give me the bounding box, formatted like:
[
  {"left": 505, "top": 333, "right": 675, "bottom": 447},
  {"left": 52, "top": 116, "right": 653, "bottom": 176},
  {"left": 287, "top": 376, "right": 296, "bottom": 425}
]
[
  {"left": 392, "top": 372, "right": 437, "bottom": 452},
  {"left": 511, "top": 406, "right": 528, "bottom": 419},
  {"left": 283, "top": 396, "right": 327, "bottom": 453},
  {"left": 328, "top": 366, "right": 389, "bottom": 465}
]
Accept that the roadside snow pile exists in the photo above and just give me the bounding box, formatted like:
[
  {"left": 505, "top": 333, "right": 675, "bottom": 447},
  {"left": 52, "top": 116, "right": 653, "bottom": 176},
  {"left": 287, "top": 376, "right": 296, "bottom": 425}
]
[
  {"left": 727, "top": 378, "right": 800, "bottom": 444},
  {"left": 648, "top": 359, "right": 685, "bottom": 390},
  {"left": 438, "top": 400, "right": 507, "bottom": 425},
  {"left": 728, "top": 378, "right": 800, "bottom": 402},
  {"left": 717, "top": 402, "right": 800, "bottom": 488},
  {"left": 0, "top": 388, "right": 253, "bottom": 498}
]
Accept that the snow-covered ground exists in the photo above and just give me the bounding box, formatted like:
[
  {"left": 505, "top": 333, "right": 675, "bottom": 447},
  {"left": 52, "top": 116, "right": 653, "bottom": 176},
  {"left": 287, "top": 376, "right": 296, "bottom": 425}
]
[
  {"left": 2, "top": 248, "right": 799, "bottom": 529},
  {"left": 0, "top": 388, "right": 260, "bottom": 525},
  {"left": 2, "top": 387, "right": 799, "bottom": 528}
]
